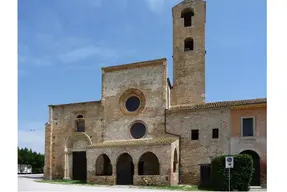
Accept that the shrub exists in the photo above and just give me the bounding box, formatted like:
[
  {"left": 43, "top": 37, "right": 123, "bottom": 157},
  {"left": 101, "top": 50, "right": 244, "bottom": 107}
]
[{"left": 211, "top": 154, "right": 253, "bottom": 191}]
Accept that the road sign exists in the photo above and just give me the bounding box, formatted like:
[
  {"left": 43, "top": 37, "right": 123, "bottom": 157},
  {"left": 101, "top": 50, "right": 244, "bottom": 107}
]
[{"left": 225, "top": 156, "right": 234, "bottom": 168}]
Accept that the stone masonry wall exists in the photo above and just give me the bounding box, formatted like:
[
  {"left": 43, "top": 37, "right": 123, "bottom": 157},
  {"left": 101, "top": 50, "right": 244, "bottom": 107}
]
[
  {"left": 44, "top": 123, "right": 51, "bottom": 180},
  {"left": 166, "top": 108, "right": 230, "bottom": 185},
  {"left": 102, "top": 61, "right": 168, "bottom": 141},
  {"left": 87, "top": 144, "right": 172, "bottom": 185},
  {"left": 46, "top": 102, "right": 103, "bottom": 179},
  {"left": 171, "top": 0, "right": 206, "bottom": 106}
]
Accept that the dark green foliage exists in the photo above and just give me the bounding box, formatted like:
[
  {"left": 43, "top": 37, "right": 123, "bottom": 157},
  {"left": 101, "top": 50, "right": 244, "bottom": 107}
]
[
  {"left": 18, "top": 147, "right": 44, "bottom": 173},
  {"left": 211, "top": 154, "right": 253, "bottom": 191}
]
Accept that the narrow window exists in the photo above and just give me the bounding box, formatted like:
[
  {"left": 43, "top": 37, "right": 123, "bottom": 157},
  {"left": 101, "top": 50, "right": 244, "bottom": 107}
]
[
  {"left": 191, "top": 129, "right": 199, "bottom": 140},
  {"left": 242, "top": 117, "right": 255, "bottom": 137},
  {"left": 212, "top": 128, "right": 219, "bottom": 139},
  {"left": 173, "top": 149, "right": 178, "bottom": 172},
  {"left": 76, "top": 115, "right": 85, "bottom": 132},
  {"left": 184, "top": 38, "right": 194, "bottom": 51},
  {"left": 77, "top": 115, "right": 83, "bottom": 119},
  {"left": 181, "top": 8, "right": 194, "bottom": 27}
]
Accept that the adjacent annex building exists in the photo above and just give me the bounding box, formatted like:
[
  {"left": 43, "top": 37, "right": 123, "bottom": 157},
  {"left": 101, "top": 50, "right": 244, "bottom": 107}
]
[{"left": 44, "top": 0, "right": 267, "bottom": 187}]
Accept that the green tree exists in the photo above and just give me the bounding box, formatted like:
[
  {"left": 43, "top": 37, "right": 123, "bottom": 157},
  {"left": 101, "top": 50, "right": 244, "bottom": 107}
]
[{"left": 18, "top": 147, "right": 45, "bottom": 173}]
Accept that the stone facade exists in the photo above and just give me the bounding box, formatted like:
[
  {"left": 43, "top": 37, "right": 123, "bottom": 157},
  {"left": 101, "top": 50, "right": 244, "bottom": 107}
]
[{"left": 43, "top": 0, "right": 266, "bottom": 187}]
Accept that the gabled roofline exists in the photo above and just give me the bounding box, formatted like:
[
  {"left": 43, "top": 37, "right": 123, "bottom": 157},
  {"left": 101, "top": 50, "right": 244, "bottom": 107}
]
[
  {"left": 48, "top": 100, "right": 101, "bottom": 107},
  {"left": 102, "top": 58, "right": 167, "bottom": 73}
]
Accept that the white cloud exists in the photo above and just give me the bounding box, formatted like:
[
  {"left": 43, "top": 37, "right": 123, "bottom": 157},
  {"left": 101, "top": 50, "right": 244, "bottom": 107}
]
[
  {"left": 18, "top": 121, "right": 46, "bottom": 154},
  {"left": 19, "top": 56, "right": 53, "bottom": 67},
  {"left": 19, "top": 34, "right": 137, "bottom": 69},
  {"left": 145, "top": 0, "right": 183, "bottom": 13},
  {"left": 145, "top": 0, "right": 165, "bottom": 13},
  {"left": 58, "top": 45, "right": 117, "bottom": 64}
]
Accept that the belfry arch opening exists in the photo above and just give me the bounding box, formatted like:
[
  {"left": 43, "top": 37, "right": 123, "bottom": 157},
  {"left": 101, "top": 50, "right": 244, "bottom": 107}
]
[
  {"left": 181, "top": 8, "right": 194, "bottom": 27},
  {"left": 184, "top": 38, "right": 194, "bottom": 51},
  {"left": 138, "top": 152, "right": 160, "bottom": 175}
]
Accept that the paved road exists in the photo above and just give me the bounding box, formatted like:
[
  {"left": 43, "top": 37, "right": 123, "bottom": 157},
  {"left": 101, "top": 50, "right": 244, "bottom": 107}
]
[
  {"left": 18, "top": 174, "right": 182, "bottom": 192},
  {"left": 18, "top": 174, "right": 266, "bottom": 192}
]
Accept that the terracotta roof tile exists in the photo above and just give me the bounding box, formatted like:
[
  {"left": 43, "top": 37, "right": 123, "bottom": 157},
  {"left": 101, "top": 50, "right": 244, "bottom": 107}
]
[
  {"left": 88, "top": 137, "right": 178, "bottom": 148},
  {"left": 167, "top": 98, "right": 266, "bottom": 113}
]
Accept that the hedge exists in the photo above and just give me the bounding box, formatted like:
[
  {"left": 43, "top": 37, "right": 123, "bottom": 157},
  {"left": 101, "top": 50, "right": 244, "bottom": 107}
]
[{"left": 211, "top": 154, "right": 254, "bottom": 191}]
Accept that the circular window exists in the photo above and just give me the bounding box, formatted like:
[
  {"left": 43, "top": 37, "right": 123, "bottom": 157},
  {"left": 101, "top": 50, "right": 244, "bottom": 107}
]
[
  {"left": 130, "top": 122, "right": 146, "bottom": 139},
  {"left": 125, "top": 96, "right": 140, "bottom": 112},
  {"left": 119, "top": 88, "right": 145, "bottom": 116}
]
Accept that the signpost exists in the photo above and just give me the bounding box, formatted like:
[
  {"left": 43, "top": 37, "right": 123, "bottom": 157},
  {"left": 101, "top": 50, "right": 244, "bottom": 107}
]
[{"left": 225, "top": 156, "right": 234, "bottom": 192}]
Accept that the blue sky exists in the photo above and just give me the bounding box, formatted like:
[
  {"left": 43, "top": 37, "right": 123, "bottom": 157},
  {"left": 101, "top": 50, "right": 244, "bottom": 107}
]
[{"left": 18, "top": 0, "right": 266, "bottom": 153}]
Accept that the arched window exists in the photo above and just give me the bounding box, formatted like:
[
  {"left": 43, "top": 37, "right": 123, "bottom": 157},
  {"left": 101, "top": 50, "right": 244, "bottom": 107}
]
[
  {"left": 138, "top": 152, "right": 160, "bottom": 175},
  {"left": 181, "top": 8, "right": 194, "bottom": 27},
  {"left": 77, "top": 115, "right": 84, "bottom": 119},
  {"left": 173, "top": 149, "right": 178, "bottom": 172},
  {"left": 184, "top": 38, "right": 194, "bottom": 51},
  {"left": 95, "top": 154, "right": 112, "bottom": 176},
  {"left": 76, "top": 115, "right": 85, "bottom": 132}
]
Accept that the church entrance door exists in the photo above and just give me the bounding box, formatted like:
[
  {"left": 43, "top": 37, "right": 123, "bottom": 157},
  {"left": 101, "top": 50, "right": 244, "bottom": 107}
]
[{"left": 72, "top": 151, "right": 87, "bottom": 181}]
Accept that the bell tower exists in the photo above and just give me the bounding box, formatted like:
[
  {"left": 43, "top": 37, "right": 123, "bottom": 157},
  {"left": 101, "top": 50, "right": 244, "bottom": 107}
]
[{"left": 171, "top": 0, "right": 206, "bottom": 106}]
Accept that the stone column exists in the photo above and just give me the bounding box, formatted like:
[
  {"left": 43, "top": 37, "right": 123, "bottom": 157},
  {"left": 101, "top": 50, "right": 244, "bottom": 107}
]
[
  {"left": 112, "top": 163, "right": 116, "bottom": 176},
  {"left": 134, "top": 162, "right": 138, "bottom": 175},
  {"left": 63, "top": 149, "right": 71, "bottom": 180}
]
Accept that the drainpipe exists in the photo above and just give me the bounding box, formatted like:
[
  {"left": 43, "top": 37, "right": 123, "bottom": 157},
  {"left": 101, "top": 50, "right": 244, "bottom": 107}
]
[{"left": 164, "top": 108, "right": 181, "bottom": 184}]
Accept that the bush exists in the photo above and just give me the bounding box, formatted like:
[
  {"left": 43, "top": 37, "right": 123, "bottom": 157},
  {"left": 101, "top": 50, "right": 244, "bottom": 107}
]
[{"left": 211, "top": 154, "right": 253, "bottom": 191}]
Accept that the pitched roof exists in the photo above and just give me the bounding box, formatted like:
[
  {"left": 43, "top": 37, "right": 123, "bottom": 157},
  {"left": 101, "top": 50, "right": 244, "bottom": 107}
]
[
  {"left": 88, "top": 137, "right": 178, "bottom": 148},
  {"left": 167, "top": 98, "right": 267, "bottom": 113}
]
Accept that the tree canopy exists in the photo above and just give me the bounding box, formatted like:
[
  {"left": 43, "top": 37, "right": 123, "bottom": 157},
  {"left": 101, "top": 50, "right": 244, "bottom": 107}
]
[{"left": 18, "top": 147, "right": 44, "bottom": 173}]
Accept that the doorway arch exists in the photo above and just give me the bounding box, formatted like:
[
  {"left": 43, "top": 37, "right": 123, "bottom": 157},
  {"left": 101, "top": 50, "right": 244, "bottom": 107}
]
[
  {"left": 64, "top": 132, "right": 92, "bottom": 181},
  {"left": 116, "top": 153, "right": 134, "bottom": 185},
  {"left": 240, "top": 150, "right": 261, "bottom": 186}
]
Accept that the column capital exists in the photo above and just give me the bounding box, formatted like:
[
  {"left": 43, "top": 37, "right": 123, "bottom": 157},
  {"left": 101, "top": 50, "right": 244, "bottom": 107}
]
[{"left": 65, "top": 148, "right": 72, "bottom": 154}]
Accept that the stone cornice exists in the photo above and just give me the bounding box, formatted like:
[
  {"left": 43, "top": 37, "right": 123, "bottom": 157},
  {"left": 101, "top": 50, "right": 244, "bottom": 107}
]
[
  {"left": 101, "top": 58, "right": 167, "bottom": 73},
  {"left": 88, "top": 137, "right": 178, "bottom": 149},
  {"left": 49, "top": 100, "right": 101, "bottom": 108}
]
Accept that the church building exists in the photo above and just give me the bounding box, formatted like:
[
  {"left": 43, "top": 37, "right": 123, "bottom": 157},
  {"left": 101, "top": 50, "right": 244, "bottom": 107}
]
[{"left": 44, "top": 0, "right": 267, "bottom": 187}]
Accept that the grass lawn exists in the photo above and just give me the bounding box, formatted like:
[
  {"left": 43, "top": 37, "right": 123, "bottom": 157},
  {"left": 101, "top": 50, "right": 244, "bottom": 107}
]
[
  {"left": 36, "top": 180, "right": 205, "bottom": 191},
  {"left": 36, "top": 179, "right": 100, "bottom": 186},
  {"left": 135, "top": 185, "right": 200, "bottom": 191}
]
